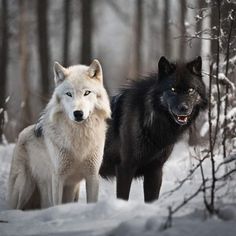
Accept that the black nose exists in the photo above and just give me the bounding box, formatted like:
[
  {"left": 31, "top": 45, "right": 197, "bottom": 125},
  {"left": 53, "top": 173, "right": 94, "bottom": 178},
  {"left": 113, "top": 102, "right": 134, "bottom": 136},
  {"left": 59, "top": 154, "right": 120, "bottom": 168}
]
[
  {"left": 178, "top": 103, "right": 189, "bottom": 113},
  {"left": 73, "top": 110, "right": 83, "bottom": 121}
]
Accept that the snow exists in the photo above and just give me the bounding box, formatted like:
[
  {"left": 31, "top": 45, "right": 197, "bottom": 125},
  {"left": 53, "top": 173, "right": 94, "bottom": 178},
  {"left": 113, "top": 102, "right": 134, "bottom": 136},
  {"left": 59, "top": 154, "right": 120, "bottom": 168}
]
[
  {"left": 200, "top": 122, "right": 208, "bottom": 137},
  {"left": 0, "top": 142, "right": 236, "bottom": 236}
]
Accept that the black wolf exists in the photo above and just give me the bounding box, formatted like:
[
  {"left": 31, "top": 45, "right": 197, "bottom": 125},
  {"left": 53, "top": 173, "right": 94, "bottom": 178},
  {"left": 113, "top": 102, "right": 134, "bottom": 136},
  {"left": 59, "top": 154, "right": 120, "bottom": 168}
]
[{"left": 99, "top": 56, "right": 207, "bottom": 202}]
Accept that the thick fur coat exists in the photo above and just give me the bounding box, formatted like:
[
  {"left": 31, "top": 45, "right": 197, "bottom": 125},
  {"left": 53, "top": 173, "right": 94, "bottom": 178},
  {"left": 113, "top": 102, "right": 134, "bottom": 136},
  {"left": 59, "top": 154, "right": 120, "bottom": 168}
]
[
  {"left": 8, "top": 60, "right": 111, "bottom": 209},
  {"left": 99, "top": 56, "right": 207, "bottom": 202}
]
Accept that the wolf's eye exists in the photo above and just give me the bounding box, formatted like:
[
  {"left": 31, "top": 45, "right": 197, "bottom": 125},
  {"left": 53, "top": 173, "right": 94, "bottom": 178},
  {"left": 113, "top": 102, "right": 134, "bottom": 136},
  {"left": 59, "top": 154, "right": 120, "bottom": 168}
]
[
  {"left": 188, "top": 88, "right": 195, "bottom": 94},
  {"left": 84, "top": 90, "right": 91, "bottom": 96},
  {"left": 171, "top": 87, "right": 176, "bottom": 92},
  {"left": 66, "top": 92, "right": 72, "bottom": 97}
]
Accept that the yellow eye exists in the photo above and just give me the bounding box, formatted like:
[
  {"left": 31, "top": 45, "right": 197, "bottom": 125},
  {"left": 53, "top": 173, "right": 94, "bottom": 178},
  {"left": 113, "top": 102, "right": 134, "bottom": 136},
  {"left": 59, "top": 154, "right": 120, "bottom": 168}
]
[
  {"left": 84, "top": 90, "right": 91, "bottom": 96},
  {"left": 171, "top": 87, "right": 176, "bottom": 92},
  {"left": 188, "top": 88, "right": 194, "bottom": 93}
]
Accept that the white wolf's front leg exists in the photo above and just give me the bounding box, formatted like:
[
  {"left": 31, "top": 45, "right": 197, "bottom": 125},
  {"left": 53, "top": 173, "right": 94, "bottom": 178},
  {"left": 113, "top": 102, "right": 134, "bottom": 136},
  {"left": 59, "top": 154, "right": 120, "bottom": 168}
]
[
  {"left": 52, "top": 174, "right": 64, "bottom": 205},
  {"left": 45, "top": 139, "right": 65, "bottom": 206},
  {"left": 86, "top": 175, "right": 99, "bottom": 203}
]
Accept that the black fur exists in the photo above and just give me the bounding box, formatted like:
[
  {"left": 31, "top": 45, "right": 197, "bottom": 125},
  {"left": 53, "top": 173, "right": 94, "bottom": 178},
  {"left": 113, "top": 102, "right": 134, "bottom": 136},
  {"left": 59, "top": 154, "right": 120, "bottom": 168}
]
[{"left": 99, "top": 56, "right": 207, "bottom": 202}]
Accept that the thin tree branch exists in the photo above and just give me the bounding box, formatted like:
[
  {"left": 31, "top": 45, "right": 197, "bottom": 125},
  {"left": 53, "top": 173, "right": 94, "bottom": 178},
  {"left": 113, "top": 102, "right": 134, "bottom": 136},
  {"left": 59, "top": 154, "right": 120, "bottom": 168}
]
[
  {"left": 216, "top": 168, "right": 236, "bottom": 181},
  {"left": 161, "top": 155, "right": 209, "bottom": 198},
  {"left": 199, "top": 157, "right": 211, "bottom": 213}
]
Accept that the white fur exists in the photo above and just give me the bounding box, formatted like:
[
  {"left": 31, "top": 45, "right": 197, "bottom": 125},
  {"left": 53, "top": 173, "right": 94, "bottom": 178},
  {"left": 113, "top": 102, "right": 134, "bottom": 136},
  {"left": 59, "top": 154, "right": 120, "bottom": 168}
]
[{"left": 8, "top": 60, "right": 111, "bottom": 209}]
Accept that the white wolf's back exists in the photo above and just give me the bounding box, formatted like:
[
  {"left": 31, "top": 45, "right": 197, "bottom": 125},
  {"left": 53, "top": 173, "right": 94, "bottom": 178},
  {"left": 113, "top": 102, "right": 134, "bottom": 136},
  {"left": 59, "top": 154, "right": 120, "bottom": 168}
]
[{"left": 8, "top": 125, "right": 51, "bottom": 209}]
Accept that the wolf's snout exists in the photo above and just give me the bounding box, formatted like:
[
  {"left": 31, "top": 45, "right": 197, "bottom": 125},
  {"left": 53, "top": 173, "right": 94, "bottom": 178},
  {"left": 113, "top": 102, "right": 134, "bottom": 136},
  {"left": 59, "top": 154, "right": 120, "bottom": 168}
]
[
  {"left": 178, "top": 103, "right": 189, "bottom": 113},
  {"left": 73, "top": 110, "right": 84, "bottom": 122}
]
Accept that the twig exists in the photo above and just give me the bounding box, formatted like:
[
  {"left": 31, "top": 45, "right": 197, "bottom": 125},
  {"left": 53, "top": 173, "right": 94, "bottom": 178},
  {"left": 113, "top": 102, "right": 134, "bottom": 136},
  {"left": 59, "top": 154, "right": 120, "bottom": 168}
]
[
  {"left": 215, "top": 155, "right": 236, "bottom": 173},
  {"left": 160, "top": 206, "right": 172, "bottom": 230},
  {"left": 160, "top": 184, "right": 204, "bottom": 231},
  {"left": 161, "top": 155, "right": 209, "bottom": 198},
  {"left": 171, "top": 184, "right": 204, "bottom": 214},
  {"left": 173, "top": 35, "right": 218, "bottom": 41},
  {"left": 0, "top": 220, "right": 8, "bottom": 223},
  {"left": 198, "top": 157, "right": 211, "bottom": 213},
  {"left": 216, "top": 168, "right": 236, "bottom": 181}
]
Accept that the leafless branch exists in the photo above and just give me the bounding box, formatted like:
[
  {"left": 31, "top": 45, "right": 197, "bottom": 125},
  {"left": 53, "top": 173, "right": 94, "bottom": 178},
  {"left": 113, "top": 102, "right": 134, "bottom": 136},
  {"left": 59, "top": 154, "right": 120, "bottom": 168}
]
[
  {"left": 215, "top": 155, "right": 236, "bottom": 173},
  {"left": 216, "top": 168, "right": 236, "bottom": 181},
  {"left": 199, "top": 157, "right": 212, "bottom": 212},
  {"left": 0, "top": 220, "right": 8, "bottom": 223},
  {"left": 172, "top": 184, "right": 204, "bottom": 215},
  {"left": 161, "top": 155, "right": 209, "bottom": 198}
]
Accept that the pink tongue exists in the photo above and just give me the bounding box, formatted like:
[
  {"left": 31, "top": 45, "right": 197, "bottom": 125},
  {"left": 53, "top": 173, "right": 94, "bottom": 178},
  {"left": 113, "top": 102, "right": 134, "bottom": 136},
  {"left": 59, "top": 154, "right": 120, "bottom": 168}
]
[{"left": 178, "top": 116, "right": 187, "bottom": 122}]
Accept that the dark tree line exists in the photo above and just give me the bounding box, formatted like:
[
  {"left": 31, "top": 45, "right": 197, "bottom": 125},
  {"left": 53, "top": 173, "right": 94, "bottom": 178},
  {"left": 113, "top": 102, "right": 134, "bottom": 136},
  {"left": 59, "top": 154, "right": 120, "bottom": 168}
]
[
  {"left": 80, "top": 0, "right": 93, "bottom": 65},
  {"left": 19, "top": 0, "right": 31, "bottom": 130},
  {"left": 37, "top": 0, "right": 50, "bottom": 106},
  {"left": 0, "top": 0, "right": 236, "bottom": 143},
  {"left": 63, "top": 0, "right": 71, "bottom": 67},
  {"left": 0, "top": 0, "right": 94, "bottom": 142}
]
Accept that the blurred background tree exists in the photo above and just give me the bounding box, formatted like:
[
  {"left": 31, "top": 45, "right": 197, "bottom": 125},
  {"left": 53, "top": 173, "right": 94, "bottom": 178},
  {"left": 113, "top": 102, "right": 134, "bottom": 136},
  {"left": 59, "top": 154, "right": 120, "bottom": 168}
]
[
  {"left": 37, "top": 0, "right": 50, "bottom": 106},
  {"left": 0, "top": 0, "right": 8, "bottom": 143}
]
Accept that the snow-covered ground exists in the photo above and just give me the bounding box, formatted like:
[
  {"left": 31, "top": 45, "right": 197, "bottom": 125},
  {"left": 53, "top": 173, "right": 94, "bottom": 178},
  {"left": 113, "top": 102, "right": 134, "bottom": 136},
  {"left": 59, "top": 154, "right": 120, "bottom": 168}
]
[{"left": 0, "top": 141, "right": 236, "bottom": 236}]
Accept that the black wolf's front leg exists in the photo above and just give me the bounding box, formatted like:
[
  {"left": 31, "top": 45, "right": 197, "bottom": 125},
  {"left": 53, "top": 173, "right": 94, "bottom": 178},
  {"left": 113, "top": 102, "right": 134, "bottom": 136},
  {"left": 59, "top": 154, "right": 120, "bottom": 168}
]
[
  {"left": 143, "top": 146, "right": 173, "bottom": 202},
  {"left": 116, "top": 165, "right": 136, "bottom": 201},
  {"left": 143, "top": 167, "right": 163, "bottom": 203}
]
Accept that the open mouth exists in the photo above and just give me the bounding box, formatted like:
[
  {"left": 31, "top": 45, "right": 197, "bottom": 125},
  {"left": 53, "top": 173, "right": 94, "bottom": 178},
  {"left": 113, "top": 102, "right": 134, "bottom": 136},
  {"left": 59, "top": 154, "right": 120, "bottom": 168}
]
[{"left": 172, "top": 113, "right": 190, "bottom": 125}]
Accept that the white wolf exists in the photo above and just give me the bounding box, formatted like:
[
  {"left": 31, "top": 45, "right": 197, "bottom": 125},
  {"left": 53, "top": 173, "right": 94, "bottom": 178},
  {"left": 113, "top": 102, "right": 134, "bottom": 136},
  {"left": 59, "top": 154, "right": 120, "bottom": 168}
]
[{"left": 8, "top": 59, "right": 111, "bottom": 209}]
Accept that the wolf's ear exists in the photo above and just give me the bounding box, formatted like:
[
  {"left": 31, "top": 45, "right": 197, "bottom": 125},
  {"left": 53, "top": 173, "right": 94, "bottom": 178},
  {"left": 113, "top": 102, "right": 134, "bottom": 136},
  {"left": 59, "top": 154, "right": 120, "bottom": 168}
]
[
  {"left": 54, "top": 62, "right": 67, "bottom": 85},
  {"left": 187, "top": 56, "right": 202, "bottom": 75},
  {"left": 158, "top": 56, "right": 175, "bottom": 77},
  {"left": 88, "top": 59, "right": 103, "bottom": 82}
]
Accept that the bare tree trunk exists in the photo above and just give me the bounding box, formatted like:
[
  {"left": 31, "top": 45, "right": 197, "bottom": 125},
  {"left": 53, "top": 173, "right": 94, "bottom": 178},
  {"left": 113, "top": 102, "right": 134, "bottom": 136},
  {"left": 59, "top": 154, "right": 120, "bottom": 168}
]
[
  {"left": 195, "top": 0, "right": 205, "bottom": 56},
  {"left": 179, "top": 0, "right": 186, "bottom": 60},
  {"left": 134, "top": 0, "right": 143, "bottom": 77},
  {"left": 63, "top": 0, "right": 71, "bottom": 67},
  {"left": 148, "top": 0, "right": 158, "bottom": 65},
  {"left": 163, "top": 0, "right": 171, "bottom": 58},
  {"left": 128, "top": 0, "right": 143, "bottom": 79},
  {"left": 222, "top": 10, "right": 235, "bottom": 159},
  {"left": 80, "top": 0, "right": 93, "bottom": 65},
  {"left": 19, "top": 0, "right": 31, "bottom": 131},
  {"left": 37, "top": 0, "right": 50, "bottom": 106},
  {"left": 0, "top": 0, "right": 8, "bottom": 143},
  {"left": 188, "top": 0, "right": 205, "bottom": 146}
]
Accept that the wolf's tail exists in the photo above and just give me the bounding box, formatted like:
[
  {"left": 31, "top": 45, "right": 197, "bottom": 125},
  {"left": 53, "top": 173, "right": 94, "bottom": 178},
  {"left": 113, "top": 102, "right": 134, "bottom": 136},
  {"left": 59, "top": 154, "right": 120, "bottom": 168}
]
[{"left": 8, "top": 143, "right": 37, "bottom": 210}]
